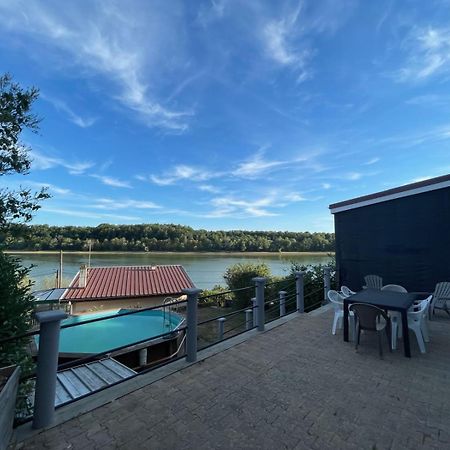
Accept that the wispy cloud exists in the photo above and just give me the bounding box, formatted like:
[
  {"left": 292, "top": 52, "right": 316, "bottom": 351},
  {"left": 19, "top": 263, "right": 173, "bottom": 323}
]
[
  {"left": 395, "top": 27, "right": 450, "bottom": 82},
  {"left": 206, "top": 195, "right": 279, "bottom": 218},
  {"left": 43, "top": 207, "right": 140, "bottom": 222},
  {"left": 91, "top": 175, "right": 131, "bottom": 189},
  {"left": 42, "top": 95, "right": 97, "bottom": 128},
  {"left": 90, "top": 198, "right": 160, "bottom": 210},
  {"left": 364, "top": 157, "right": 380, "bottom": 165},
  {"left": 28, "top": 181, "right": 71, "bottom": 196},
  {"left": 150, "top": 165, "right": 218, "bottom": 186},
  {"left": 31, "top": 150, "right": 94, "bottom": 175},
  {"left": 261, "top": 3, "right": 312, "bottom": 82},
  {"left": 233, "top": 152, "right": 285, "bottom": 178},
  {"left": 0, "top": 0, "right": 193, "bottom": 131}
]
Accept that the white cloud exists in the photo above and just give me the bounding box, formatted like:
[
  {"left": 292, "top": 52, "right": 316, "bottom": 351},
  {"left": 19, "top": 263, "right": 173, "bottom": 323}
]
[
  {"left": 322, "top": 183, "right": 331, "bottom": 189},
  {"left": 31, "top": 150, "right": 94, "bottom": 175},
  {"left": 43, "top": 207, "right": 140, "bottom": 222},
  {"left": 150, "top": 165, "right": 218, "bottom": 186},
  {"left": 396, "top": 27, "right": 450, "bottom": 82},
  {"left": 28, "top": 181, "right": 71, "bottom": 196},
  {"left": 207, "top": 195, "right": 279, "bottom": 218},
  {"left": 91, "top": 198, "right": 160, "bottom": 210},
  {"left": 0, "top": 0, "right": 192, "bottom": 131},
  {"left": 233, "top": 153, "right": 285, "bottom": 178},
  {"left": 42, "top": 95, "right": 97, "bottom": 128},
  {"left": 91, "top": 175, "right": 131, "bottom": 188},
  {"left": 262, "top": 3, "right": 312, "bottom": 82},
  {"left": 345, "top": 172, "right": 362, "bottom": 181},
  {"left": 364, "top": 157, "right": 380, "bottom": 165}
]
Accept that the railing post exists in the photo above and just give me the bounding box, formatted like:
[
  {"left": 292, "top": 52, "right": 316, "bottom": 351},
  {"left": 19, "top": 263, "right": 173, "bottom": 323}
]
[
  {"left": 324, "top": 267, "right": 331, "bottom": 303},
  {"left": 279, "top": 291, "right": 286, "bottom": 316},
  {"left": 33, "top": 310, "right": 68, "bottom": 429},
  {"left": 184, "top": 288, "right": 202, "bottom": 363},
  {"left": 245, "top": 309, "right": 252, "bottom": 330},
  {"left": 295, "top": 272, "right": 305, "bottom": 313},
  {"left": 251, "top": 297, "right": 257, "bottom": 328},
  {"left": 217, "top": 317, "right": 226, "bottom": 341},
  {"left": 252, "top": 277, "right": 266, "bottom": 331}
]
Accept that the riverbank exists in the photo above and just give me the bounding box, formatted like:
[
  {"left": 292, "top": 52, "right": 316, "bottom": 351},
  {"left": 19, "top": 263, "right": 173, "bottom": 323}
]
[{"left": 6, "top": 250, "right": 334, "bottom": 256}]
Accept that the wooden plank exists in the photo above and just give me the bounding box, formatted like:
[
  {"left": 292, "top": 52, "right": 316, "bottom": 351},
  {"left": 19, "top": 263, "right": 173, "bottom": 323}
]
[
  {"left": 55, "top": 378, "right": 72, "bottom": 406},
  {"left": 87, "top": 363, "right": 122, "bottom": 384},
  {"left": 57, "top": 371, "right": 90, "bottom": 398},
  {"left": 100, "top": 359, "right": 136, "bottom": 379},
  {"left": 73, "top": 366, "right": 108, "bottom": 391}
]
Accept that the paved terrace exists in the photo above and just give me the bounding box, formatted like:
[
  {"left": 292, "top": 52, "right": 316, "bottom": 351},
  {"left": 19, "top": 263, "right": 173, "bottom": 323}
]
[{"left": 14, "top": 306, "right": 450, "bottom": 450}]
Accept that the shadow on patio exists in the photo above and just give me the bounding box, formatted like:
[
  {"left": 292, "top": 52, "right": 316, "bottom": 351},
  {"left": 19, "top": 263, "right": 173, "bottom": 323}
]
[{"left": 13, "top": 306, "right": 450, "bottom": 450}]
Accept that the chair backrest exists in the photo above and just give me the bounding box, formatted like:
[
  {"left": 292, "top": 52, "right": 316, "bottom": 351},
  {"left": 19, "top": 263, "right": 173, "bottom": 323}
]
[
  {"left": 364, "top": 275, "right": 383, "bottom": 290},
  {"left": 327, "top": 290, "right": 344, "bottom": 311},
  {"left": 349, "top": 303, "right": 389, "bottom": 331},
  {"left": 381, "top": 284, "right": 407, "bottom": 293},
  {"left": 433, "top": 282, "right": 450, "bottom": 307},
  {"left": 408, "top": 296, "right": 432, "bottom": 320},
  {"left": 340, "top": 286, "right": 355, "bottom": 297}
]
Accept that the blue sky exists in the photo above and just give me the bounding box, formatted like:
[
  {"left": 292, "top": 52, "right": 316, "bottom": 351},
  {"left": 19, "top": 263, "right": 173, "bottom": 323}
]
[{"left": 1, "top": 0, "right": 450, "bottom": 232}]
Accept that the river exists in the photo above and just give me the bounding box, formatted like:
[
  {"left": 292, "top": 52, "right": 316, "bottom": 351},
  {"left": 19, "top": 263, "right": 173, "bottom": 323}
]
[{"left": 10, "top": 252, "right": 332, "bottom": 291}]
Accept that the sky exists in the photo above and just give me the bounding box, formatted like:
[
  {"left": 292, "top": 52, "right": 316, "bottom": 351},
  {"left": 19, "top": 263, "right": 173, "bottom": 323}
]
[{"left": 1, "top": 0, "right": 450, "bottom": 232}]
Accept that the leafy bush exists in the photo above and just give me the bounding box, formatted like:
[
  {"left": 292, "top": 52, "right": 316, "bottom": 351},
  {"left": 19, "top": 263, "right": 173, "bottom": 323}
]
[
  {"left": 288, "top": 256, "right": 336, "bottom": 311},
  {"left": 199, "top": 285, "right": 233, "bottom": 307},
  {"left": 224, "top": 263, "right": 271, "bottom": 310}
]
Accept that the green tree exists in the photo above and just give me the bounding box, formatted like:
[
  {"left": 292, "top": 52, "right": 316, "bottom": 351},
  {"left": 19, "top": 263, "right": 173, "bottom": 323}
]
[{"left": 0, "top": 74, "right": 48, "bottom": 414}]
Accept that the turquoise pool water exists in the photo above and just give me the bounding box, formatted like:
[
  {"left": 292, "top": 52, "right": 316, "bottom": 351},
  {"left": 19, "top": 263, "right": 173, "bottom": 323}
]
[{"left": 36, "top": 309, "right": 184, "bottom": 355}]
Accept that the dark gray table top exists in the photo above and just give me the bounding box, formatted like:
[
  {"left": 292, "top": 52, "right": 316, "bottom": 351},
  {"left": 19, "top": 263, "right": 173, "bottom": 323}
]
[{"left": 346, "top": 289, "right": 427, "bottom": 311}]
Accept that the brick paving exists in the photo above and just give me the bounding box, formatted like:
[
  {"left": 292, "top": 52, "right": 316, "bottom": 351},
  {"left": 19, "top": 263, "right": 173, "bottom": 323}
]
[{"left": 16, "top": 308, "right": 450, "bottom": 449}]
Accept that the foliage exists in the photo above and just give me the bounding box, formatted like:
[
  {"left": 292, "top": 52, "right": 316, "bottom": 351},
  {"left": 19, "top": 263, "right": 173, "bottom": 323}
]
[
  {"left": 0, "top": 253, "right": 34, "bottom": 411},
  {"left": 199, "top": 285, "right": 233, "bottom": 307},
  {"left": 0, "top": 74, "right": 48, "bottom": 232},
  {"left": 5, "top": 223, "right": 335, "bottom": 253},
  {"left": 224, "top": 262, "right": 271, "bottom": 310},
  {"left": 289, "top": 256, "right": 336, "bottom": 311},
  {"left": 0, "top": 74, "right": 48, "bottom": 415}
]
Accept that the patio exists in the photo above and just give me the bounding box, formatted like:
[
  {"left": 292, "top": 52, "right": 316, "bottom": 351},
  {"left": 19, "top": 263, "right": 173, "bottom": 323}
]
[{"left": 13, "top": 306, "right": 450, "bottom": 449}]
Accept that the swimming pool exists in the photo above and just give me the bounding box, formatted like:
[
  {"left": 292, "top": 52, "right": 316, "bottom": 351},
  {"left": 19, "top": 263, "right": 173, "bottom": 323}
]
[{"left": 36, "top": 309, "right": 184, "bottom": 355}]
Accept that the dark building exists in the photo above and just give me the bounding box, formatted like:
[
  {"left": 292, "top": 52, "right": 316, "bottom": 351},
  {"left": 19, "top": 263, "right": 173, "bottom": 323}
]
[{"left": 329, "top": 174, "right": 450, "bottom": 292}]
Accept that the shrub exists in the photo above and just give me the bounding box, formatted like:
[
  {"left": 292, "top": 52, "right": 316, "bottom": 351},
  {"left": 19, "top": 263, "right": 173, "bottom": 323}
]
[{"left": 224, "top": 263, "right": 271, "bottom": 310}]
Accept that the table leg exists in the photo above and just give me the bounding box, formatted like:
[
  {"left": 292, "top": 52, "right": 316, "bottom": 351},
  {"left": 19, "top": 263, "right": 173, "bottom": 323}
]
[
  {"left": 344, "top": 299, "right": 349, "bottom": 342},
  {"left": 401, "top": 310, "right": 411, "bottom": 358}
]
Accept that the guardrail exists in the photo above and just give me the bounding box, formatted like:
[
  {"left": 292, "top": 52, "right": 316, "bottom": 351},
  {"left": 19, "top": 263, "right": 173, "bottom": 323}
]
[{"left": 3, "top": 267, "right": 333, "bottom": 429}]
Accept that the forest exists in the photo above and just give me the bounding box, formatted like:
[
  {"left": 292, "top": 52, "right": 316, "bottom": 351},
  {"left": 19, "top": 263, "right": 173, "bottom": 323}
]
[{"left": 4, "top": 223, "right": 335, "bottom": 252}]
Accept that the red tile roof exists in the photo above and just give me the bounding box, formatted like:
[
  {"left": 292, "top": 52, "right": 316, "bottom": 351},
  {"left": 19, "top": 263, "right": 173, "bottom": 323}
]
[{"left": 62, "top": 265, "right": 195, "bottom": 301}]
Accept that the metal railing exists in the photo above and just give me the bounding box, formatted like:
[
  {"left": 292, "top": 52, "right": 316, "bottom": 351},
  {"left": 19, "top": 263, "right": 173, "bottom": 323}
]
[{"left": 3, "top": 267, "right": 333, "bottom": 429}]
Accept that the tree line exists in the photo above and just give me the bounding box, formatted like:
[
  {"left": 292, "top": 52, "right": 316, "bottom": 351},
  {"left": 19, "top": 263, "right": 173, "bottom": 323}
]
[{"left": 5, "top": 223, "right": 335, "bottom": 252}]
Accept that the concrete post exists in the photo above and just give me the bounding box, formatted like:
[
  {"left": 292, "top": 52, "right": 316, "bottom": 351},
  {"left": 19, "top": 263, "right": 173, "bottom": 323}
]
[
  {"left": 245, "top": 309, "right": 252, "bottom": 330},
  {"left": 183, "top": 288, "right": 202, "bottom": 363},
  {"left": 279, "top": 291, "right": 287, "bottom": 316},
  {"left": 217, "top": 317, "right": 226, "bottom": 340},
  {"left": 252, "top": 277, "right": 266, "bottom": 331},
  {"left": 139, "top": 348, "right": 148, "bottom": 366},
  {"left": 251, "top": 297, "right": 257, "bottom": 328},
  {"left": 295, "top": 272, "right": 305, "bottom": 313},
  {"left": 324, "top": 267, "right": 331, "bottom": 303},
  {"left": 33, "top": 310, "right": 67, "bottom": 429}
]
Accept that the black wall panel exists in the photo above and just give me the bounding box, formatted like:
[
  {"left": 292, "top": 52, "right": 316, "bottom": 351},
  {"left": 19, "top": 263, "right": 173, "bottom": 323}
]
[{"left": 334, "top": 187, "right": 450, "bottom": 292}]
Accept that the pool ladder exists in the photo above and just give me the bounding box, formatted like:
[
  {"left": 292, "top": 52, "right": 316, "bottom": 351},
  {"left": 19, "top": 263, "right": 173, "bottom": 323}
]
[{"left": 162, "top": 297, "right": 175, "bottom": 331}]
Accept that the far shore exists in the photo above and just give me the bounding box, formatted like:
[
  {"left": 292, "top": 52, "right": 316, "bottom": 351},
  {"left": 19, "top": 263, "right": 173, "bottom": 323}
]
[{"left": 5, "top": 250, "right": 334, "bottom": 257}]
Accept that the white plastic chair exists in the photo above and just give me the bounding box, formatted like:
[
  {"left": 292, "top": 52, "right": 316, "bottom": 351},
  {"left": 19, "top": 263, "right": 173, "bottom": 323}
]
[
  {"left": 391, "top": 296, "right": 432, "bottom": 353},
  {"left": 381, "top": 284, "right": 407, "bottom": 293},
  {"left": 430, "top": 282, "right": 450, "bottom": 319},
  {"left": 340, "top": 286, "right": 356, "bottom": 297},
  {"left": 364, "top": 275, "right": 383, "bottom": 290},
  {"left": 327, "top": 290, "right": 355, "bottom": 339},
  {"left": 382, "top": 284, "right": 408, "bottom": 340}
]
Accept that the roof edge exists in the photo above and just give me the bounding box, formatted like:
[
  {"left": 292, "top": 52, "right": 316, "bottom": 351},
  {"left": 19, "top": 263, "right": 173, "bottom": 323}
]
[{"left": 329, "top": 173, "right": 450, "bottom": 214}]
